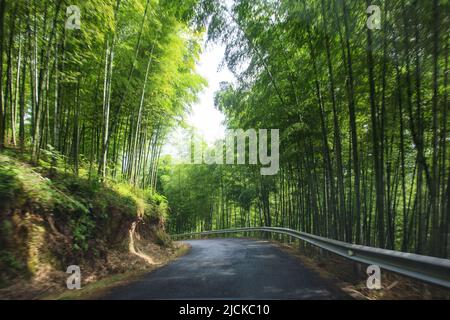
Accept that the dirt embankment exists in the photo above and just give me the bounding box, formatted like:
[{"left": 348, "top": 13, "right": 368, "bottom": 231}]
[{"left": 0, "top": 208, "right": 181, "bottom": 300}]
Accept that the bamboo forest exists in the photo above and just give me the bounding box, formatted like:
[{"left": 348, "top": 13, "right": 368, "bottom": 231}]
[{"left": 0, "top": 0, "right": 449, "bottom": 301}]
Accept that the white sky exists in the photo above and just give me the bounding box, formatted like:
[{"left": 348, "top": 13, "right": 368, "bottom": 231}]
[
  {"left": 162, "top": 40, "right": 235, "bottom": 157},
  {"left": 187, "top": 42, "right": 234, "bottom": 143}
]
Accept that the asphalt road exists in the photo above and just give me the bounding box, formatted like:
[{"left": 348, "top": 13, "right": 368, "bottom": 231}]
[{"left": 101, "top": 238, "right": 349, "bottom": 300}]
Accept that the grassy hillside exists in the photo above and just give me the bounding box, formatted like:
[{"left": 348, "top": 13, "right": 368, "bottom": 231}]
[{"left": 0, "top": 150, "right": 174, "bottom": 298}]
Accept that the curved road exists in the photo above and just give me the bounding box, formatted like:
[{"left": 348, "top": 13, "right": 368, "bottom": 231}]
[{"left": 102, "top": 238, "right": 349, "bottom": 300}]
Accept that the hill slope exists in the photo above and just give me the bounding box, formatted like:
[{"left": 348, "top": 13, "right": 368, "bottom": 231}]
[{"left": 0, "top": 152, "right": 179, "bottom": 299}]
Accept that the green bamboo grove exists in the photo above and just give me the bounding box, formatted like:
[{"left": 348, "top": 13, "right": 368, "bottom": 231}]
[
  {"left": 0, "top": 0, "right": 448, "bottom": 259},
  {"left": 0, "top": 0, "right": 206, "bottom": 188},
  {"left": 162, "top": 0, "right": 450, "bottom": 259}
]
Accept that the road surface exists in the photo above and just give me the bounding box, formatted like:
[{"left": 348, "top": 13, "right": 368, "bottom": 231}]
[{"left": 101, "top": 238, "right": 349, "bottom": 300}]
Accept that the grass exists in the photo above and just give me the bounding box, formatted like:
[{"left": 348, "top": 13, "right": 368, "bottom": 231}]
[
  {"left": 0, "top": 148, "right": 168, "bottom": 221},
  {"left": 44, "top": 243, "right": 191, "bottom": 300}
]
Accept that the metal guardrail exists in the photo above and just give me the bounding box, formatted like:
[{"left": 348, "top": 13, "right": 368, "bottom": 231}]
[{"left": 172, "top": 227, "right": 450, "bottom": 289}]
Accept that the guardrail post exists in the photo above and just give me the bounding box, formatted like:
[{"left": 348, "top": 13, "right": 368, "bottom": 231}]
[{"left": 352, "top": 262, "right": 363, "bottom": 277}]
